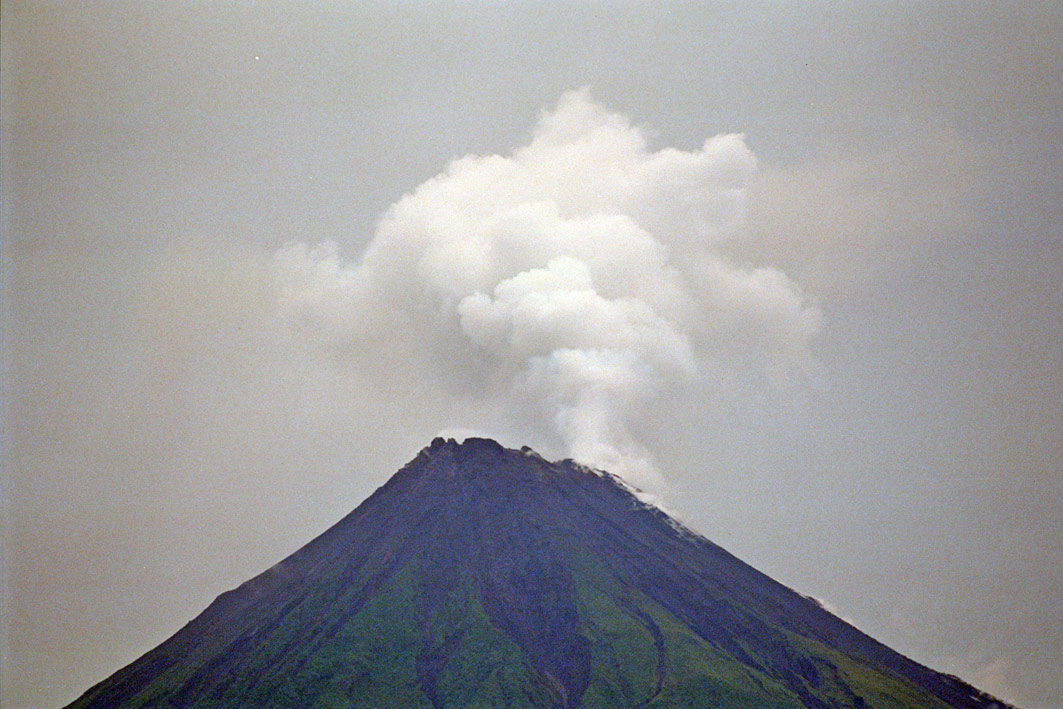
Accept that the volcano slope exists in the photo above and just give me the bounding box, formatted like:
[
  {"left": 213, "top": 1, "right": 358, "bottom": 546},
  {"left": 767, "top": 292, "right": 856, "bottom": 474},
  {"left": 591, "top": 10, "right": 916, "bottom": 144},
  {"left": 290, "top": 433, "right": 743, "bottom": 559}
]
[{"left": 67, "top": 437, "right": 1009, "bottom": 708}]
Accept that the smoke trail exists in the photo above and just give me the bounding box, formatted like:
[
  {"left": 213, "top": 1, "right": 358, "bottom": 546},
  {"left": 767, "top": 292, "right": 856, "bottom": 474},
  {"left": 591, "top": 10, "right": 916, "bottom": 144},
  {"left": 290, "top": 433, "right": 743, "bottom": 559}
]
[{"left": 273, "top": 89, "right": 820, "bottom": 489}]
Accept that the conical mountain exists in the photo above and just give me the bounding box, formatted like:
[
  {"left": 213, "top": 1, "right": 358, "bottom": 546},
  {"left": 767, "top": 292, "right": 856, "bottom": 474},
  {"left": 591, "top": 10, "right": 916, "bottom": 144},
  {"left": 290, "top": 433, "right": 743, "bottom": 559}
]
[{"left": 68, "top": 438, "right": 1008, "bottom": 708}]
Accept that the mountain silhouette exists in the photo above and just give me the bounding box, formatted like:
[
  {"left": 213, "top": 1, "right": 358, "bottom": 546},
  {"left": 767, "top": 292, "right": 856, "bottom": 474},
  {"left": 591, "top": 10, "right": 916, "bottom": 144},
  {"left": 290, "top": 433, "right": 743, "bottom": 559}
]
[{"left": 68, "top": 437, "right": 1010, "bottom": 708}]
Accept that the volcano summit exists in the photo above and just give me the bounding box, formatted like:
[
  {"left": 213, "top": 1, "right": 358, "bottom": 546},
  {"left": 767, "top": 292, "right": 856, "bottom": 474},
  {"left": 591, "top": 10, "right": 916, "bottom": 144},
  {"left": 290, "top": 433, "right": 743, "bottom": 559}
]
[{"left": 68, "top": 438, "right": 1008, "bottom": 708}]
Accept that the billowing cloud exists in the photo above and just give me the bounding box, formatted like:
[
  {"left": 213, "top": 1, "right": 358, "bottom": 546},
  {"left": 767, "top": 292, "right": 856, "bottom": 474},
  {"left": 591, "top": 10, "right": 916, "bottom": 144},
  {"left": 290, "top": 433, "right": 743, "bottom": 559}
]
[{"left": 272, "top": 90, "right": 820, "bottom": 489}]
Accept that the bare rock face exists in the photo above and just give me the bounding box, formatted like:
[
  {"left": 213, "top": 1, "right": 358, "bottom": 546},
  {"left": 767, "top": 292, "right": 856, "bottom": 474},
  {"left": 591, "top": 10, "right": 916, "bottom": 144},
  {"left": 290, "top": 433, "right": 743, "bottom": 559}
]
[{"left": 68, "top": 438, "right": 1010, "bottom": 708}]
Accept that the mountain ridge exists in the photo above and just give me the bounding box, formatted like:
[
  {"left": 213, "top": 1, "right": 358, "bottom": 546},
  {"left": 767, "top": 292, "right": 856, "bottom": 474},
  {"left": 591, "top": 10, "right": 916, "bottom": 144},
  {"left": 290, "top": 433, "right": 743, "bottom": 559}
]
[{"left": 67, "top": 437, "right": 1011, "bottom": 708}]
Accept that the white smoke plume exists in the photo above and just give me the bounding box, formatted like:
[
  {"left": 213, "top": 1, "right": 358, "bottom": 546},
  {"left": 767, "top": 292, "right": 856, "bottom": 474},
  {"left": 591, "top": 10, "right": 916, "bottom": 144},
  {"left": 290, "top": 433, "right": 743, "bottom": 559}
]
[{"left": 273, "top": 89, "right": 820, "bottom": 490}]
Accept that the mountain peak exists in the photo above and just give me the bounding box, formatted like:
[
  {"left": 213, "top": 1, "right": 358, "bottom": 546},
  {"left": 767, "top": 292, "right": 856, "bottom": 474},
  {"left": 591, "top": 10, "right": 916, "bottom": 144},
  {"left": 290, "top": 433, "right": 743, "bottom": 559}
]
[
  {"left": 424, "top": 435, "right": 507, "bottom": 454},
  {"left": 67, "top": 440, "right": 1010, "bottom": 709},
  {"left": 416, "top": 436, "right": 532, "bottom": 468},
  {"left": 403, "top": 437, "right": 575, "bottom": 493}
]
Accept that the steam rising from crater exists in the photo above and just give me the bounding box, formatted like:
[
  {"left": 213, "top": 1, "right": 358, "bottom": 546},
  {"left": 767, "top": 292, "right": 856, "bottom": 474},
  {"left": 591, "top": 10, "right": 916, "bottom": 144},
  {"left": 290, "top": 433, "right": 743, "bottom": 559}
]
[{"left": 273, "top": 90, "right": 820, "bottom": 489}]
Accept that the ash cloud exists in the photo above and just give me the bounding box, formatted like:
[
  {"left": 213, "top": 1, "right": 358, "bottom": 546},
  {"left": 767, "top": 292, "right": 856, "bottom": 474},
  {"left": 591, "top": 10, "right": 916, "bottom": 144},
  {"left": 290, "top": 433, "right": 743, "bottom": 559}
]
[{"left": 273, "top": 90, "right": 820, "bottom": 490}]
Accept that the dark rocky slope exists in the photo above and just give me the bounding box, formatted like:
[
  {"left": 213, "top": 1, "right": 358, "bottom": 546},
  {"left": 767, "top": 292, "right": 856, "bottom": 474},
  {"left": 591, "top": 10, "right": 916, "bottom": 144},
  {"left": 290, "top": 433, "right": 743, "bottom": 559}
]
[{"left": 68, "top": 438, "right": 1010, "bottom": 708}]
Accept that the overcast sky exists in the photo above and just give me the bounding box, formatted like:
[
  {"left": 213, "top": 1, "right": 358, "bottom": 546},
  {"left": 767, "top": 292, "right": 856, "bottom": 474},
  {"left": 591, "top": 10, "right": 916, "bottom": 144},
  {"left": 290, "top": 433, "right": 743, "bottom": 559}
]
[{"left": 3, "top": 2, "right": 1061, "bottom": 708}]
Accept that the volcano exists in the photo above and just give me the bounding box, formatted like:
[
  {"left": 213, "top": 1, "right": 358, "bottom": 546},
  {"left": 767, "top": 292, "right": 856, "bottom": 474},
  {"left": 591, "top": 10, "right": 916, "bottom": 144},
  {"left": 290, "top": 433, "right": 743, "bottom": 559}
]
[{"left": 68, "top": 438, "right": 1008, "bottom": 708}]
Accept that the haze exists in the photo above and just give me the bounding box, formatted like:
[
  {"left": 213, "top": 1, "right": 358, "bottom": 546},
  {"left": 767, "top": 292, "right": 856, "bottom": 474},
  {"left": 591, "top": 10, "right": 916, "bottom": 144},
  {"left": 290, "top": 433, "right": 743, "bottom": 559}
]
[{"left": 3, "top": 2, "right": 1061, "bottom": 708}]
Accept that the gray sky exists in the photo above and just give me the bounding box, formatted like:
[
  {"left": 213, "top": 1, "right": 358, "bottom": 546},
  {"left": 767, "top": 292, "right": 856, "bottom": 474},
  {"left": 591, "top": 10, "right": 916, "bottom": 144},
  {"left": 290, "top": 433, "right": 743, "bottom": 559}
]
[{"left": 3, "top": 2, "right": 1061, "bottom": 707}]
